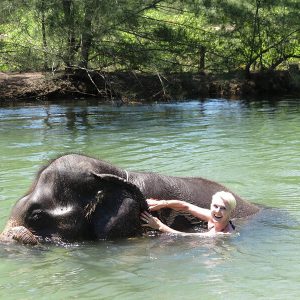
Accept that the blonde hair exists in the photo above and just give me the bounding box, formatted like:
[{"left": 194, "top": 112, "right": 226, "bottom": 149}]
[{"left": 212, "top": 191, "right": 236, "bottom": 211}]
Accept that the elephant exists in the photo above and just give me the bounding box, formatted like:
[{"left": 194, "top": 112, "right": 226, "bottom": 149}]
[{"left": 0, "top": 154, "right": 260, "bottom": 245}]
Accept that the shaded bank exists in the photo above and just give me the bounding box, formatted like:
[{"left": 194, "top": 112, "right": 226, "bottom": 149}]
[{"left": 0, "top": 69, "right": 299, "bottom": 103}]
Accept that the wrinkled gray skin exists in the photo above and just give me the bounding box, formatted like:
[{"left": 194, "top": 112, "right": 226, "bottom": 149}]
[{"left": 0, "top": 154, "right": 259, "bottom": 245}]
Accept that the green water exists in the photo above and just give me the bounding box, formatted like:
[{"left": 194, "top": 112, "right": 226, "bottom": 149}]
[{"left": 0, "top": 98, "right": 299, "bottom": 299}]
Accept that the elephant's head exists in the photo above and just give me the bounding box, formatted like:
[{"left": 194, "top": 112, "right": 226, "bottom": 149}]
[{"left": 0, "top": 159, "right": 148, "bottom": 245}]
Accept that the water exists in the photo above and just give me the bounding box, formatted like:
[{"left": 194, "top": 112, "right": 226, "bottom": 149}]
[{"left": 0, "top": 98, "right": 300, "bottom": 299}]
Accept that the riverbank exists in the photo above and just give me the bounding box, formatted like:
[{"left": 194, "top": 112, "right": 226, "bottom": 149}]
[{"left": 0, "top": 69, "right": 299, "bottom": 103}]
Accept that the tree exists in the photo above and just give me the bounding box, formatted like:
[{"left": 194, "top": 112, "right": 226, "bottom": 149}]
[
  {"left": 199, "top": 0, "right": 300, "bottom": 75},
  {"left": 0, "top": 0, "right": 299, "bottom": 74}
]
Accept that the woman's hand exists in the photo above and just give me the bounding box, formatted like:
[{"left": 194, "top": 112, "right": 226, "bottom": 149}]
[
  {"left": 146, "top": 198, "right": 167, "bottom": 211},
  {"left": 140, "top": 211, "right": 180, "bottom": 234},
  {"left": 140, "top": 211, "right": 163, "bottom": 230}
]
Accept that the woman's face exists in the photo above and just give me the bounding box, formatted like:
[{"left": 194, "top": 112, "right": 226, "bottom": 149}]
[{"left": 210, "top": 197, "right": 232, "bottom": 224}]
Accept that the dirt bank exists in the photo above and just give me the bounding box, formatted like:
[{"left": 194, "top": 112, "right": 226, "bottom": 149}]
[
  {"left": 0, "top": 72, "right": 76, "bottom": 102},
  {"left": 0, "top": 70, "right": 299, "bottom": 103}
]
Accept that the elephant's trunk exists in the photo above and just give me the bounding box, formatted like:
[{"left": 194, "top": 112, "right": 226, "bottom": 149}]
[
  {"left": 0, "top": 220, "right": 38, "bottom": 245},
  {"left": 7, "top": 226, "right": 38, "bottom": 245}
]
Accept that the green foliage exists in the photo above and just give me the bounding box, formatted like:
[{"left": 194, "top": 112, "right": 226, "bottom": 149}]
[{"left": 0, "top": 0, "right": 299, "bottom": 74}]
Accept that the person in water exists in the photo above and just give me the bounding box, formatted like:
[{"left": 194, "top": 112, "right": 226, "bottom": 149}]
[{"left": 140, "top": 191, "right": 236, "bottom": 236}]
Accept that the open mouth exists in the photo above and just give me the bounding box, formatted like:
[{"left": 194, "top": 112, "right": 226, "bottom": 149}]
[{"left": 213, "top": 214, "right": 223, "bottom": 220}]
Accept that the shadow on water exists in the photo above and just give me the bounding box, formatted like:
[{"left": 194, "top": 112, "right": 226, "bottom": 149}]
[
  {"left": 237, "top": 206, "right": 300, "bottom": 230},
  {"left": 2, "top": 97, "right": 300, "bottom": 135},
  {"left": 240, "top": 96, "right": 300, "bottom": 112}
]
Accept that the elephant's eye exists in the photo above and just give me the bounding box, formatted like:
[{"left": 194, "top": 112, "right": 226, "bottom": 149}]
[{"left": 30, "top": 209, "right": 44, "bottom": 221}]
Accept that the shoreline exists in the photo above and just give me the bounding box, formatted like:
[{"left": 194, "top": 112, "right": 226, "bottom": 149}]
[{"left": 0, "top": 70, "right": 299, "bottom": 103}]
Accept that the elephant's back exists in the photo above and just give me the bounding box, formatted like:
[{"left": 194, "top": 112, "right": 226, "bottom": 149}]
[{"left": 131, "top": 172, "right": 260, "bottom": 218}]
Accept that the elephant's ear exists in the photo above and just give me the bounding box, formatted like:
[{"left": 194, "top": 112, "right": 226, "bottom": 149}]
[
  {"left": 88, "top": 172, "right": 148, "bottom": 213},
  {"left": 86, "top": 173, "right": 149, "bottom": 239}
]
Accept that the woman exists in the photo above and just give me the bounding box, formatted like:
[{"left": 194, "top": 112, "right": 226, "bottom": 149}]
[{"left": 141, "top": 191, "right": 236, "bottom": 236}]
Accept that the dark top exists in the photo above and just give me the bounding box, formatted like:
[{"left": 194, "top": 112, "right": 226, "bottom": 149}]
[{"left": 229, "top": 220, "right": 235, "bottom": 230}]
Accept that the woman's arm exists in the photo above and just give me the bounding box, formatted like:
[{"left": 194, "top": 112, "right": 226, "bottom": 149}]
[
  {"left": 140, "top": 211, "right": 213, "bottom": 236},
  {"left": 146, "top": 198, "right": 211, "bottom": 222}
]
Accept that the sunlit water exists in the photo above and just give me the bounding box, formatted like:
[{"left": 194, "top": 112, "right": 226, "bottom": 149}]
[{"left": 0, "top": 98, "right": 299, "bottom": 299}]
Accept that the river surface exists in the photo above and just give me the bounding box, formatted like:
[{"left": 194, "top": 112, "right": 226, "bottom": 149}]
[{"left": 0, "top": 98, "right": 299, "bottom": 299}]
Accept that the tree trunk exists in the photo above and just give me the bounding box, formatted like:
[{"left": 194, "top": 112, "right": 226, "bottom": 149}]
[
  {"left": 62, "top": 0, "right": 77, "bottom": 67},
  {"left": 41, "top": 0, "right": 48, "bottom": 70},
  {"left": 198, "top": 45, "right": 206, "bottom": 73},
  {"left": 79, "top": 3, "right": 94, "bottom": 69},
  {"left": 245, "top": 0, "right": 261, "bottom": 78}
]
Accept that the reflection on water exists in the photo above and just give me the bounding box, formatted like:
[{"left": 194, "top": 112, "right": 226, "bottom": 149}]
[{"left": 0, "top": 98, "right": 300, "bottom": 299}]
